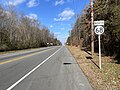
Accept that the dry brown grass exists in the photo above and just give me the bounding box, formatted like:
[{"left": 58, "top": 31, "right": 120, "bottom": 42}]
[{"left": 67, "top": 46, "right": 120, "bottom": 90}]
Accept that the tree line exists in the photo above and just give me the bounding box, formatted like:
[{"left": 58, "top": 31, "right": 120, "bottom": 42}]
[
  {"left": 66, "top": 0, "right": 120, "bottom": 62},
  {"left": 0, "top": 5, "right": 61, "bottom": 51}
]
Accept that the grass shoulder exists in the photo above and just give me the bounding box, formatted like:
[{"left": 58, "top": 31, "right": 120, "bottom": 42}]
[{"left": 67, "top": 46, "right": 120, "bottom": 90}]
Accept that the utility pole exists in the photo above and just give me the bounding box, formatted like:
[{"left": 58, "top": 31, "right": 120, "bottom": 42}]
[{"left": 90, "top": 0, "right": 94, "bottom": 55}]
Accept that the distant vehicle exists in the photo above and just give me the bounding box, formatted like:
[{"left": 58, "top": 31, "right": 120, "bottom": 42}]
[
  {"left": 66, "top": 43, "right": 69, "bottom": 45},
  {"left": 50, "top": 43, "right": 53, "bottom": 46},
  {"left": 46, "top": 42, "right": 54, "bottom": 46},
  {"left": 47, "top": 43, "right": 49, "bottom": 46}
]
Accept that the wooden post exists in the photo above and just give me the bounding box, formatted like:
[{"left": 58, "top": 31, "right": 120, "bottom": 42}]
[{"left": 90, "top": 0, "right": 94, "bottom": 55}]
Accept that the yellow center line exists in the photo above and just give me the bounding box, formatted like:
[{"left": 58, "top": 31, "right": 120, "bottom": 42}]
[{"left": 0, "top": 48, "right": 54, "bottom": 65}]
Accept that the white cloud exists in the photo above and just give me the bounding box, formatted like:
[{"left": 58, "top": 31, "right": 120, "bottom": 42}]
[
  {"left": 26, "top": 13, "right": 38, "bottom": 20},
  {"left": 7, "top": 0, "right": 26, "bottom": 6},
  {"left": 54, "top": 8, "right": 75, "bottom": 21},
  {"left": 27, "top": 0, "right": 39, "bottom": 7},
  {"left": 60, "top": 28, "right": 65, "bottom": 30},
  {"left": 55, "top": 0, "right": 65, "bottom": 6},
  {"left": 54, "top": 32, "right": 60, "bottom": 37},
  {"left": 50, "top": 25, "right": 53, "bottom": 28}
]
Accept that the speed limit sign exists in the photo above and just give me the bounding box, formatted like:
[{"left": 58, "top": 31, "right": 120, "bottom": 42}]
[{"left": 94, "top": 25, "right": 104, "bottom": 35}]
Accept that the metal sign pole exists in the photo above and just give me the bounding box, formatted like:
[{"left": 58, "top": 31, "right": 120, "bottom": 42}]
[{"left": 98, "top": 35, "right": 101, "bottom": 69}]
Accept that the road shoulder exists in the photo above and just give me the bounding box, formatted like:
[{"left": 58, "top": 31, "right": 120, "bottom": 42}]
[{"left": 67, "top": 46, "right": 120, "bottom": 90}]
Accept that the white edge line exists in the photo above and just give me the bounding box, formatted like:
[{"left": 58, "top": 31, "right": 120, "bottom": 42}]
[{"left": 6, "top": 46, "right": 62, "bottom": 90}]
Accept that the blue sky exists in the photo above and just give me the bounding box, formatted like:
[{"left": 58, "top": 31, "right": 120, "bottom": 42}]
[{"left": 1, "top": 0, "right": 90, "bottom": 45}]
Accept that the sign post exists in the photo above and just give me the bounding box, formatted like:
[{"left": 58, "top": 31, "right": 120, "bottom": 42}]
[
  {"left": 94, "top": 20, "right": 104, "bottom": 69},
  {"left": 98, "top": 35, "right": 101, "bottom": 69}
]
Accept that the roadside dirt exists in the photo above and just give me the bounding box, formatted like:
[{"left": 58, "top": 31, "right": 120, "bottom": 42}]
[{"left": 67, "top": 46, "right": 120, "bottom": 90}]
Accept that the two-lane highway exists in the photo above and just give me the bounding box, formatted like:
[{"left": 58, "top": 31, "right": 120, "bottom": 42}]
[
  {"left": 0, "top": 46, "right": 93, "bottom": 90},
  {"left": 0, "top": 46, "right": 60, "bottom": 90}
]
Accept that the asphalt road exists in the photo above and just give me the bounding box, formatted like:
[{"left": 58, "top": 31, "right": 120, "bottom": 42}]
[{"left": 0, "top": 46, "right": 93, "bottom": 90}]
